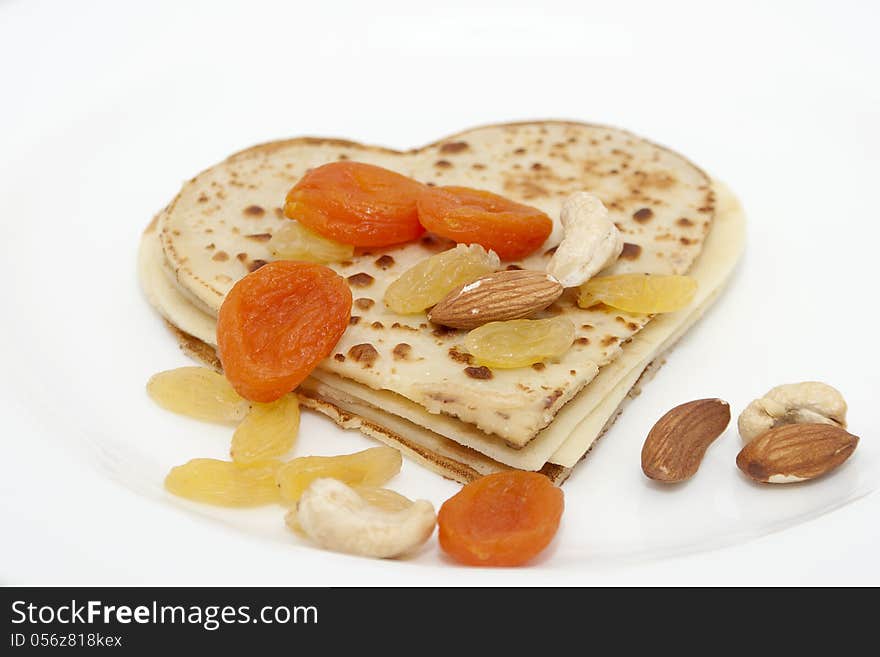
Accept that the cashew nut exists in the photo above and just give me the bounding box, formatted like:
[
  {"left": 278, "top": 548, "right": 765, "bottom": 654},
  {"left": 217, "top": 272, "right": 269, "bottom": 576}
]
[
  {"left": 546, "top": 192, "right": 623, "bottom": 287},
  {"left": 737, "top": 381, "right": 847, "bottom": 443},
  {"left": 292, "top": 478, "right": 436, "bottom": 559}
]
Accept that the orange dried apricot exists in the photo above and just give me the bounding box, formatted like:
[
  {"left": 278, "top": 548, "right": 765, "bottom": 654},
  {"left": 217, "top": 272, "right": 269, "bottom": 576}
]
[
  {"left": 284, "top": 161, "right": 426, "bottom": 247},
  {"left": 217, "top": 261, "right": 352, "bottom": 402},
  {"left": 438, "top": 471, "right": 564, "bottom": 567},
  {"left": 416, "top": 186, "right": 552, "bottom": 260}
]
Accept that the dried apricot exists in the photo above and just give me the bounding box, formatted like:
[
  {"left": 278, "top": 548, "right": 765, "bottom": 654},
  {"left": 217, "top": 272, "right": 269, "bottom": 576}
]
[
  {"left": 276, "top": 446, "right": 402, "bottom": 503},
  {"left": 416, "top": 186, "right": 552, "bottom": 260},
  {"left": 165, "top": 458, "right": 282, "bottom": 507},
  {"left": 269, "top": 221, "right": 354, "bottom": 263},
  {"left": 438, "top": 471, "right": 564, "bottom": 567},
  {"left": 464, "top": 318, "right": 575, "bottom": 368},
  {"left": 230, "top": 394, "right": 300, "bottom": 464},
  {"left": 284, "top": 161, "right": 426, "bottom": 247},
  {"left": 217, "top": 261, "right": 352, "bottom": 403},
  {"left": 146, "top": 367, "right": 250, "bottom": 423},
  {"left": 384, "top": 244, "right": 500, "bottom": 314},
  {"left": 578, "top": 273, "right": 697, "bottom": 313}
]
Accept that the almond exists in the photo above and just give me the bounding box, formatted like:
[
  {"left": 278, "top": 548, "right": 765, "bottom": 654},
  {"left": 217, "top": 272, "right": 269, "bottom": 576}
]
[
  {"left": 735, "top": 423, "right": 858, "bottom": 484},
  {"left": 641, "top": 398, "right": 731, "bottom": 483},
  {"left": 427, "top": 270, "right": 563, "bottom": 329}
]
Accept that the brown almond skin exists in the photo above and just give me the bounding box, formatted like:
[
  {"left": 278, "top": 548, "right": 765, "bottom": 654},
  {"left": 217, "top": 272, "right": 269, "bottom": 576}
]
[
  {"left": 641, "top": 398, "right": 731, "bottom": 483},
  {"left": 427, "top": 269, "right": 563, "bottom": 329},
  {"left": 736, "top": 423, "right": 858, "bottom": 484}
]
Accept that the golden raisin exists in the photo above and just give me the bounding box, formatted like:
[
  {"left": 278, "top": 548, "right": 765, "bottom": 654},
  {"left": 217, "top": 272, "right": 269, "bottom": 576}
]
[
  {"left": 147, "top": 367, "right": 249, "bottom": 423},
  {"left": 578, "top": 274, "right": 697, "bottom": 313},
  {"left": 464, "top": 318, "right": 575, "bottom": 368},
  {"left": 269, "top": 221, "right": 355, "bottom": 263},
  {"left": 276, "top": 447, "right": 402, "bottom": 503},
  {"left": 165, "top": 459, "right": 282, "bottom": 507},
  {"left": 384, "top": 244, "right": 499, "bottom": 314},
  {"left": 230, "top": 395, "right": 300, "bottom": 464}
]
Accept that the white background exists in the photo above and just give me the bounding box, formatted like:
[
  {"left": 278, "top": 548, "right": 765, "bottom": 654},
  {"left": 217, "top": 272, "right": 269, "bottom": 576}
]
[{"left": 1, "top": 0, "right": 878, "bottom": 585}]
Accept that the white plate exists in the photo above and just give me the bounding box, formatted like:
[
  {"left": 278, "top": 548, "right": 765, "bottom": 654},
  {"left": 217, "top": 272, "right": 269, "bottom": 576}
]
[{"left": 2, "top": 0, "right": 879, "bottom": 585}]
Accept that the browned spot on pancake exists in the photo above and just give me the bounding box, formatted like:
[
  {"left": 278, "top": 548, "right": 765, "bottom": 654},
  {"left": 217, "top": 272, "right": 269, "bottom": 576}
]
[
  {"left": 544, "top": 389, "right": 563, "bottom": 408},
  {"left": 503, "top": 178, "right": 548, "bottom": 200},
  {"left": 448, "top": 347, "right": 473, "bottom": 365},
  {"left": 172, "top": 230, "right": 181, "bottom": 237},
  {"left": 601, "top": 335, "right": 619, "bottom": 347},
  {"left": 432, "top": 324, "right": 457, "bottom": 338},
  {"left": 581, "top": 324, "right": 594, "bottom": 330},
  {"left": 698, "top": 205, "right": 714, "bottom": 213},
  {"left": 374, "top": 255, "right": 395, "bottom": 270},
  {"left": 570, "top": 370, "right": 576, "bottom": 376},
  {"left": 391, "top": 322, "right": 419, "bottom": 332},
  {"left": 544, "top": 246, "right": 557, "bottom": 257},
  {"left": 434, "top": 159, "right": 452, "bottom": 168},
  {"left": 392, "top": 343, "right": 412, "bottom": 360},
  {"left": 245, "top": 233, "right": 272, "bottom": 242},
  {"left": 333, "top": 353, "right": 345, "bottom": 362},
  {"left": 347, "top": 272, "right": 374, "bottom": 287},
  {"left": 496, "top": 411, "right": 510, "bottom": 420},
  {"left": 471, "top": 163, "right": 486, "bottom": 170},
  {"left": 629, "top": 170, "right": 677, "bottom": 190},
  {"left": 348, "top": 343, "right": 379, "bottom": 367},
  {"left": 354, "top": 297, "right": 375, "bottom": 311},
  {"left": 627, "top": 321, "right": 639, "bottom": 331},
  {"left": 620, "top": 242, "right": 642, "bottom": 260},
  {"left": 236, "top": 252, "right": 248, "bottom": 262},
  {"left": 244, "top": 205, "right": 265, "bottom": 217},
  {"left": 212, "top": 251, "right": 229, "bottom": 262},
  {"left": 440, "top": 141, "right": 469, "bottom": 153},
  {"left": 425, "top": 181, "right": 436, "bottom": 187},
  {"left": 505, "top": 264, "right": 524, "bottom": 271},
  {"left": 248, "top": 259, "right": 268, "bottom": 272},
  {"left": 337, "top": 153, "right": 349, "bottom": 160},
  {"left": 575, "top": 337, "right": 590, "bottom": 345},
  {"left": 427, "top": 391, "right": 457, "bottom": 404},
  {"left": 677, "top": 217, "right": 694, "bottom": 227},
  {"left": 464, "top": 366, "right": 492, "bottom": 380},
  {"left": 349, "top": 316, "right": 361, "bottom": 325},
  {"left": 205, "top": 243, "right": 215, "bottom": 251},
  {"left": 680, "top": 237, "right": 694, "bottom": 245},
  {"left": 274, "top": 207, "right": 285, "bottom": 219},
  {"left": 633, "top": 207, "right": 654, "bottom": 223},
  {"left": 531, "top": 162, "right": 544, "bottom": 171},
  {"left": 513, "top": 148, "right": 526, "bottom": 155},
  {"left": 197, "top": 193, "right": 209, "bottom": 203},
  {"left": 371, "top": 321, "right": 384, "bottom": 329},
  {"left": 615, "top": 316, "right": 627, "bottom": 325},
  {"left": 532, "top": 362, "right": 546, "bottom": 371}
]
